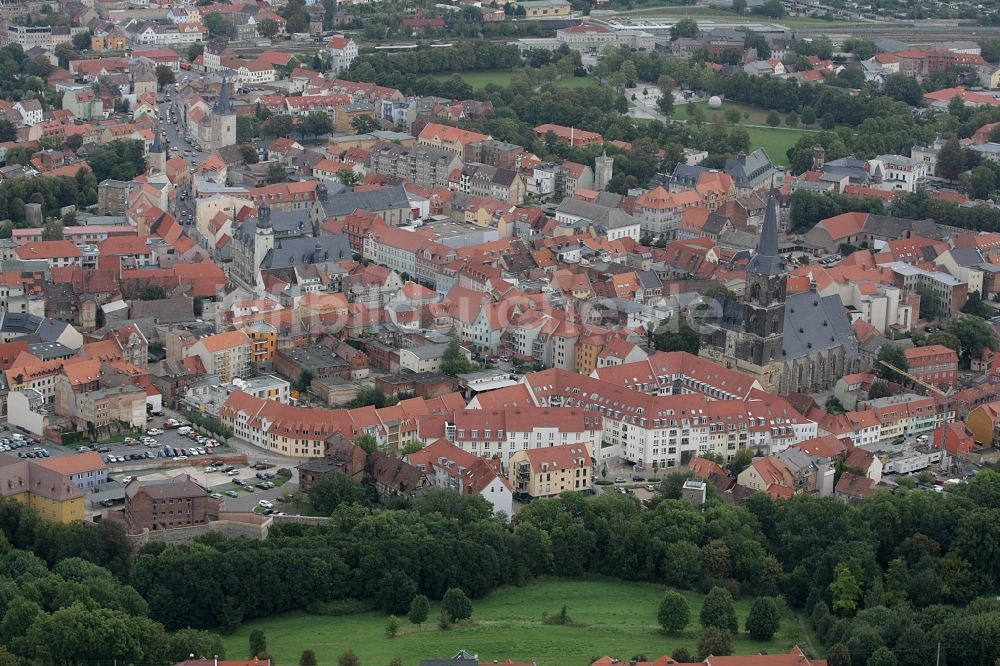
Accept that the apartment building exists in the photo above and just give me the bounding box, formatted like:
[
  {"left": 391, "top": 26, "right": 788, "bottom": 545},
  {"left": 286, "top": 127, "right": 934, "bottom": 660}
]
[
  {"left": 417, "top": 123, "right": 490, "bottom": 156},
  {"left": 406, "top": 439, "right": 512, "bottom": 515},
  {"left": 124, "top": 475, "right": 219, "bottom": 534},
  {"left": 75, "top": 385, "right": 148, "bottom": 435},
  {"left": 884, "top": 261, "right": 968, "bottom": 316},
  {"left": 509, "top": 443, "right": 591, "bottom": 498},
  {"left": 190, "top": 330, "right": 252, "bottom": 383},
  {"left": 368, "top": 141, "right": 462, "bottom": 189},
  {"left": 0, "top": 453, "right": 84, "bottom": 523},
  {"left": 518, "top": 368, "right": 817, "bottom": 469},
  {"left": 442, "top": 406, "right": 603, "bottom": 462},
  {"left": 903, "top": 344, "right": 959, "bottom": 388},
  {"left": 452, "top": 163, "right": 525, "bottom": 204}
]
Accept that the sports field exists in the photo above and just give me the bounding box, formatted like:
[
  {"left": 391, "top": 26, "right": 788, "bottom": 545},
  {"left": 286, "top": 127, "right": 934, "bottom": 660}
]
[{"left": 223, "top": 578, "right": 816, "bottom": 666}]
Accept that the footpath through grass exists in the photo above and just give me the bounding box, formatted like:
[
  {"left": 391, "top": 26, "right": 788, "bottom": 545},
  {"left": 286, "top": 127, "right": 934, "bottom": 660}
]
[
  {"left": 223, "top": 578, "right": 813, "bottom": 666},
  {"left": 431, "top": 70, "right": 600, "bottom": 90}
]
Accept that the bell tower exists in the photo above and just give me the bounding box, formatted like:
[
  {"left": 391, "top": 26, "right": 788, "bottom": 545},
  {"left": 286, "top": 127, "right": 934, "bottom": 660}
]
[
  {"left": 739, "top": 191, "right": 786, "bottom": 367},
  {"left": 211, "top": 75, "right": 236, "bottom": 150}
]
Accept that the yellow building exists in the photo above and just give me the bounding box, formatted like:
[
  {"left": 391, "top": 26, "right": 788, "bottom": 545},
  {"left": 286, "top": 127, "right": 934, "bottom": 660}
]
[
  {"left": 509, "top": 443, "right": 591, "bottom": 498},
  {"left": 575, "top": 336, "right": 603, "bottom": 376},
  {"left": 967, "top": 400, "right": 1000, "bottom": 445},
  {"left": 519, "top": 0, "right": 572, "bottom": 17},
  {"left": 244, "top": 322, "right": 278, "bottom": 365},
  {"left": 0, "top": 453, "right": 84, "bottom": 523}
]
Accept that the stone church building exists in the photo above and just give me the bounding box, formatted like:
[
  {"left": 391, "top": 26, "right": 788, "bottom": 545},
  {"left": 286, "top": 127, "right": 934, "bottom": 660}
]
[{"left": 699, "top": 192, "right": 869, "bottom": 394}]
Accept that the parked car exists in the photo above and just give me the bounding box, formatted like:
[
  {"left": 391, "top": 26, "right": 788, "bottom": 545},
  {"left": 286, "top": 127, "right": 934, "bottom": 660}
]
[
  {"left": 258, "top": 500, "right": 273, "bottom": 509},
  {"left": 224, "top": 490, "right": 239, "bottom": 498},
  {"left": 614, "top": 477, "right": 626, "bottom": 484}
]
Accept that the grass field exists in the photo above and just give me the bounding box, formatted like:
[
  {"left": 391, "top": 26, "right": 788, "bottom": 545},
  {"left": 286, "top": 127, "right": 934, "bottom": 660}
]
[
  {"left": 431, "top": 70, "right": 601, "bottom": 90},
  {"left": 602, "top": 5, "right": 865, "bottom": 28},
  {"left": 670, "top": 100, "right": 818, "bottom": 166},
  {"left": 222, "top": 579, "right": 815, "bottom": 666}
]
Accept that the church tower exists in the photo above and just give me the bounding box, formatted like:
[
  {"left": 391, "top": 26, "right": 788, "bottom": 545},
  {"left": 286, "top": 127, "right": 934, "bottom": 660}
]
[
  {"left": 595, "top": 149, "right": 614, "bottom": 191},
  {"left": 147, "top": 129, "right": 165, "bottom": 176},
  {"left": 739, "top": 191, "right": 786, "bottom": 367},
  {"left": 211, "top": 76, "right": 236, "bottom": 150},
  {"left": 253, "top": 200, "right": 274, "bottom": 276}
]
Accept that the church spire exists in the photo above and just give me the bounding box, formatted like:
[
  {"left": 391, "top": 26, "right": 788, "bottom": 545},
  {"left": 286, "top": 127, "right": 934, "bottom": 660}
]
[
  {"left": 214, "top": 75, "right": 233, "bottom": 114},
  {"left": 746, "top": 189, "right": 783, "bottom": 277}
]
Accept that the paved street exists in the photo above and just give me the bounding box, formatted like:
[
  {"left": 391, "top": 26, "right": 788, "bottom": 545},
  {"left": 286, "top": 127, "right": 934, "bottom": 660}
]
[{"left": 158, "top": 84, "right": 205, "bottom": 228}]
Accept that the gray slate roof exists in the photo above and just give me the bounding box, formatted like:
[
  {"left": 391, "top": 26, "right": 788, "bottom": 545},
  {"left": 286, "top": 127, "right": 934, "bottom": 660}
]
[
  {"left": 783, "top": 291, "right": 858, "bottom": 361},
  {"left": 322, "top": 185, "right": 411, "bottom": 218},
  {"left": 261, "top": 235, "right": 353, "bottom": 269}
]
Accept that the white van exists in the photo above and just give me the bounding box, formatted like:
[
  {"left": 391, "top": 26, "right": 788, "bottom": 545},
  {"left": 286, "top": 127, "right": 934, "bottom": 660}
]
[{"left": 177, "top": 426, "right": 192, "bottom": 435}]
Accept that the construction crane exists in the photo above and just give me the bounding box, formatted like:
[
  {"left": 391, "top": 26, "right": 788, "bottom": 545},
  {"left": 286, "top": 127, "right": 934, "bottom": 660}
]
[{"left": 877, "top": 360, "right": 948, "bottom": 398}]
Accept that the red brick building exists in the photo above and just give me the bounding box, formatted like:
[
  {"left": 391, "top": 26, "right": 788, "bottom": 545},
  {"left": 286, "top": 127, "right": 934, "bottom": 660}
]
[
  {"left": 124, "top": 474, "right": 220, "bottom": 534},
  {"left": 903, "top": 344, "right": 959, "bottom": 388}
]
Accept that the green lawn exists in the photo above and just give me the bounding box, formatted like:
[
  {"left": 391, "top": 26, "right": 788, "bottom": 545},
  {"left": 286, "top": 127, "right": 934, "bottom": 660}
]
[
  {"left": 670, "top": 100, "right": 819, "bottom": 166},
  {"left": 743, "top": 126, "right": 812, "bottom": 166},
  {"left": 607, "top": 5, "right": 865, "bottom": 28},
  {"left": 432, "top": 70, "right": 600, "bottom": 90},
  {"left": 222, "top": 579, "right": 815, "bottom": 666}
]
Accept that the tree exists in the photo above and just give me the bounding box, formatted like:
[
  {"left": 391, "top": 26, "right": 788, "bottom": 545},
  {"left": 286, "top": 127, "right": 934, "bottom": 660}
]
[
  {"left": 751, "top": 0, "right": 784, "bottom": 16},
  {"left": 261, "top": 115, "right": 294, "bottom": 138},
  {"left": 0, "top": 119, "right": 15, "bottom": 143},
  {"left": 825, "top": 396, "right": 846, "bottom": 414},
  {"left": 937, "top": 138, "right": 967, "bottom": 182},
  {"left": 357, "top": 433, "right": 378, "bottom": 455},
  {"left": 745, "top": 597, "right": 779, "bottom": 640},
  {"left": 72, "top": 31, "right": 92, "bottom": 51},
  {"left": 204, "top": 12, "right": 235, "bottom": 38},
  {"left": 785, "top": 111, "right": 800, "bottom": 128},
  {"left": 800, "top": 107, "right": 816, "bottom": 125},
  {"left": 867, "top": 646, "right": 897, "bottom": 666},
  {"left": 237, "top": 117, "right": 259, "bottom": 144},
  {"left": 338, "top": 651, "right": 360, "bottom": 666},
  {"left": 303, "top": 111, "right": 333, "bottom": 137},
  {"left": 294, "top": 369, "right": 315, "bottom": 393},
  {"left": 657, "top": 591, "right": 690, "bottom": 632},
  {"left": 155, "top": 65, "right": 175, "bottom": 89},
  {"left": 725, "top": 107, "right": 742, "bottom": 124},
  {"left": 188, "top": 43, "right": 204, "bottom": 63},
  {"left": 966, "top": 164, "right": 996, "bottom": 200},
  {"left": 308, "top": 473, "right": 368, "bottom": 514},
  {"left": 732, "top": 0, "right": 747, "bottom": 12},
  {"left": 239, "top": 144, "right": 259, "bottom": 165},
  {"left": 385, "top": 615, "right": 399, "bottom": 638},
  {"left": 142, "top": 284, "right": 167, "bottom": 300},
  {"left": 874, "top": 344, "right": 908, "bottom": 383},
  {"left": 670, "top": 18, "right": 699, "bottom": 40},
  {"left": 257, "top": 18, "right": 281, "bottom": 38},
  {"left": 300, "top": 650, "right": 318, "bottom": 666},
  {"left": 700, "top": 587, "right": 738, "bottom": 633},
  {"left": 827, "top": 643, "right": 852, "bottom": 666},
  {"left": 962, "top": 290, "right": 997, "bottom": 319},
  {"left": 441, "top": 337, "right": 472, "bottom": 376},
  {"left": 41, "top": 218, "right": 63, "bottom": 241},
  {"left": 336, "top": 168, "right": 359, "bottom": 186},
  {"left": 267, "top": 163, "right": 287, "bottom": 184},
  {"left": 867, "top": 381, "right": 893, "bottom": 399},
  {"left": 729, "top": 448, "right": 753, "bottom": 478},
  {"left": 926, "top": 331, "right": 962, "bottom": 352},
  {"left": 672, "top": 649, "right": 692, "bottom": 663},
  {"left": 697, "top": 627, "right": 734, "bottom": 659},
  {"left": 830, "top": 563, "right": 862, "bottom": 616},
  {"left": 408, "top": 595, "right": 429, "bottom": 624},
  {"left": 441, "top": 588, "right": 472, "bottom": 622},
  {"left": 249, "top": 629, "right": 267, "bottom": 658},
  {"left": 351, "top": 115, "right": 381, "bottom": 134},
  {"left": 766, "top": 111, "right": 781, "bottom": 127},
  {"left": 947, "top": 315, "right": 997, "bottom": 362},
  {"left": 651, "top": 317, "right": 699, "bottom": 354}
]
